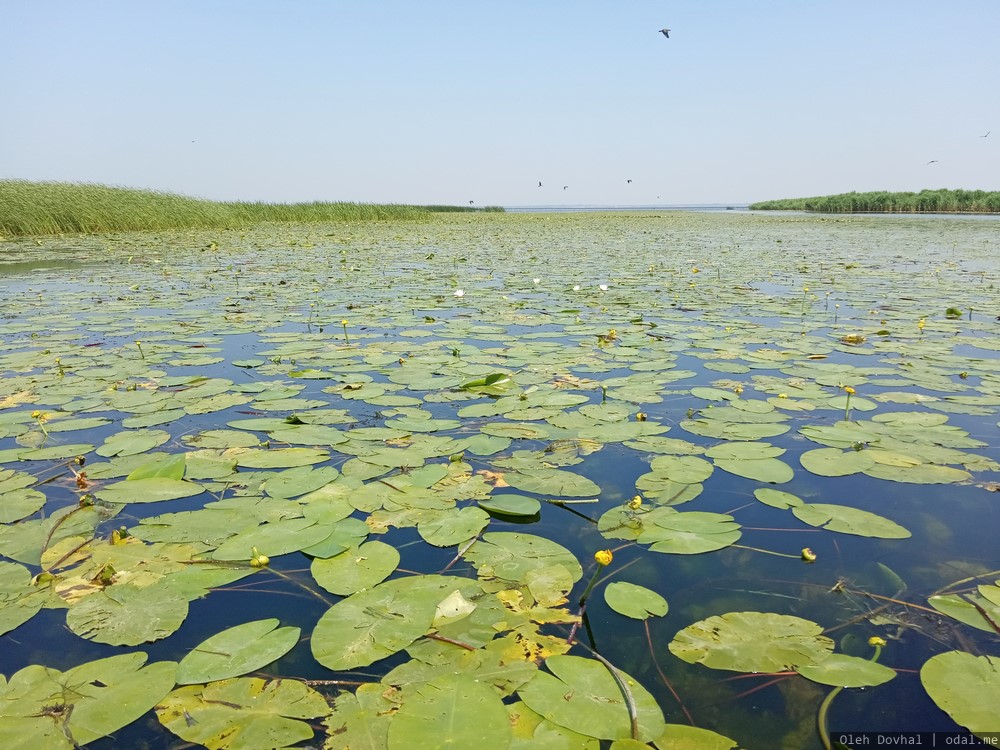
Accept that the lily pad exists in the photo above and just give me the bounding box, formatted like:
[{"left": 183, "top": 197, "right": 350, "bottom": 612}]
[
  {"left": 791, "top": 503, "right": 911, "bottom": 539},
  {"left": 518, "top": 654, "right": 665, "bottom": 741},
  {"left": 604, "top": 582, "right": 668, "bottom": 620},
  {"left": 0, "top": 653, "right": 176, "bottom": 748},
  {"left": 310, "top": 541, "right": 400, "bottom": 596},
  {"left": 669, "top": 611, "right": 834, "bottom": 672},
  {"left": 920, "top": 651, "right": 1000, "bottom": 736},
  {"left": 176, "top": 618, "right": 301, "bottom": 685},
  {"left": 387, "top": 672, "right": 511, "bottom": 750},
  {"left": 156, "top": 677, "right": 329, "bottom": 750}
]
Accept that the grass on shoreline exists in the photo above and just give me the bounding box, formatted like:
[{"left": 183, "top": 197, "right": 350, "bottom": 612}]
[
  {"left": 750, "top": 188, "right": 1000, "bottom": 213},
  {"left": 0, "top": 180, "right": 502, "bottom": 237}
]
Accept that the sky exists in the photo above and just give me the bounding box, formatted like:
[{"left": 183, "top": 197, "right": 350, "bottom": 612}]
[{"left": 2, "top": 1, "right": 998, "bottom": 207}]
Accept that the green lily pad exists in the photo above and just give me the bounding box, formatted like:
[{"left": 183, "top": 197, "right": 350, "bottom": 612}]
[
  {"left": 518, "top": 655, "right": 665, "bottom": 741},
  {"left": 796, "top": 653, "right": 896, "bottom": 687},
  {"left": 96, "top": 476, "right": 205, "bottom": 504},
  {"left": 0, "top": 653, "right": 176, "bottom": 748},
  {"left": 791, "top": 503, "right": 911, "bottom": 539},
  {"left": 0, "top": 561, "right": 45, "bottom": 636},
  {"left": 478, "top": 493, "right": 542, "bottom": 517},
  {"left": 387, "top": 672, "right": 512, "bottom": 750},
  {"left": 799, "top": 448, "right": 876, "bottom": 477},
  {"left": 669, "top": 611, "right": 834, "bottom": 672},
  {"left": 653, "top": 724, "right": 739, "bottom": 749},
  {"left": 753, "top": 488, "right": 803, "bottom": 509},
  {"left": 310, "top": 541, "right": 400, "bottom": 596},
  {"left": 604, "top": 582, "right": 668, "bottom": 620},
  {"left": 920, "top": 651, "right": 1000, "bottom": 736},
  {"left": 176, "top": 618, "right": 301, "bottom": 685},
  {"left": 311, "top": 575, "right": 476, "bottom": 671},
  {"left": 465, "top": 532, "right": 583, "bottom": 585},
  {"left": 65, "top": 582, "right": 189, "bottom": 646},
  {"left": 156, "top": 677, "right": 329, "bottom": 750}
]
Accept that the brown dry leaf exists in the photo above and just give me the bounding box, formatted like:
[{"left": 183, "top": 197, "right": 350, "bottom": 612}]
[
  {"left": 476, "top": 469, "right": 509, "bottom": 488},
  {"left": 0, "top": 390, "right": 37, "bottom": 409}
]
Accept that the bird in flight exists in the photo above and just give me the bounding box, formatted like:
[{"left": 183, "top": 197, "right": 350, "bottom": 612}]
[
  {"left": 538, "top": 181, "right": 542, "bottom": 187},
  {"left": 926, "top": 160, "right": 939, "bottom": 165},
  {"left": 563, "top": 186, "right": 569, "bottom": 190},
  {"left": 659, "top": 28, "right": 670, "bottom": 38},
  {"left": 981, "top": 131, "right": 991, "bottom": 138},
  {"left": 627, "top": 179, "right": 632, "bottom": 184}
]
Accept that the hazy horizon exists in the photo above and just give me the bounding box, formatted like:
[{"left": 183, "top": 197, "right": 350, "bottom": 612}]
[{"left": 2, "top": 2, "right": 997, "bottom": 207}]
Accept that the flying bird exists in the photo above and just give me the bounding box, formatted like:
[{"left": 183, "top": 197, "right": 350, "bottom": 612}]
[
  {"left": 659, "top": 28, "right": 670, "bottom": 38},
  {"left": 981, "top": 131, "right": 991, "bottom": 138},
  {"left": 926, "top": 160, "right": 939, "bottom": 165},
  {"left": 627, "top": 179, "right": 632, "bottom": 183},
  {"left": 563, "top": 186, "right": 569, "bottom": 190},
  {"left": 538, "top": 181, "right": 542, "bottom": 187}
]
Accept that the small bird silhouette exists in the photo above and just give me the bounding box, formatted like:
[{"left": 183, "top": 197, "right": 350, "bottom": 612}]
[
  {"left": 538, "top": 181, "right": 542, "bottom": 187},
  {"left": 627, "top": 179, "right": 632, "bottom": 184},
  {"left": 981, "top": 131, "right": 991, "bottom": 138},
  {"left": 469, "top": 200, "right": 474, "bottom": 204},
  {"left": 563, "top": 186, "right": 569, "bottom": 190},
  {"left": 659, "top": 28, "right": 670, "bottom": 38},
  {"left": 926, "top": 160, "right": 939, "bottom": 165}
]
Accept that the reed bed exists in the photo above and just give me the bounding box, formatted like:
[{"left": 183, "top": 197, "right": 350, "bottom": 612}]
[
  {"left": 0, "top": 180, "right": 496, "bottom": 237},
  {"left": 751, "top": 188, "right": 1000, "bottom": 213}
]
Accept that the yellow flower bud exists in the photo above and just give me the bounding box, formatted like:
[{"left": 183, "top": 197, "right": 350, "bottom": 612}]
[
  {"left": 844, "top": 386, "right": 856, "bottom": 395},
  {"left": 868, "top": 636, "right": 887, "bottom": 647},
  {"left": 594, "top": 549, "right": 614, "bottom": 566},
  {"left": 635, "top": 412, "right": 647, "bottom": 421},
  {"left": 801, "top": 547, "right": 817, "bottom": 563},
  {"left": 627, "top": 495, "right": 643, "bottom": 510}
]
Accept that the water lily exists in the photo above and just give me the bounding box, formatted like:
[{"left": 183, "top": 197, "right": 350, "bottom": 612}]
[
  {"left": 598, "top": 284, "right": 609, "bottom": 291},
  {"left": 801, "top": 547, "right": 817, "bottom": 563},
  {"left": 572, "top": 284, "right": 581, "bottom": 291},
  {"left": 341, "top": 319, "right": 350, "bottom": 344},
  {"left": 843, "top": 385, "right": 855, "bottom": 420},
  {"left": 532, "top": 278, "right": 540, "bottom": 284},
  {"left": 453, "top": 289, "right": 464, "bottom": 297},
  {"left": 627, "top": 495, "right": 643, "bottom": 511},
  {"left": 594, "top": 549, "right": 614, "bottom": 566}
]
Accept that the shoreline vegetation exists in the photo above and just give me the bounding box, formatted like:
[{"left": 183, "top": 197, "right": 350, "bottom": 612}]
[
  {"left": 0, "top": 180, "right": 503, "bottom": 238},
  {"left": 750, "top": 188, "right": 1000, "bottom": 214}
]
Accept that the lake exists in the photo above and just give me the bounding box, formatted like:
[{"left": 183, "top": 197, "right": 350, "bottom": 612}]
[{"left": 0, "top": 210, "right": 997, "bottom": 749}]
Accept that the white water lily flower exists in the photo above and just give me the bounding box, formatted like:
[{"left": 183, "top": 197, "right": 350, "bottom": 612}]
[
  {"left": 532, "top": 278, "right": 540, "bottom": 284},
  {"left": 453, "top": 289, "right": 465, "bottom": 297},
  {"left": 572, "top": 284, "right": 581, "bottom": 291},
  {"left": 598, "top": 284, "right": 609, "bottom": 291}
]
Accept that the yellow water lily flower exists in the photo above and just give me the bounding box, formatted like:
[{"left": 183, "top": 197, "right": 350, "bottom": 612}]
[
  {"left": 594, "top": 549, "right": 614, "bottom": 566},
  {"left": 627, "top": 495, "right": 643, "bottom": 511},
  {"left": 801, "top": 547, "right": 817, "bottom": 563},
  {"left": 867, "top": 636, "right": 887, "bottom": 647}
]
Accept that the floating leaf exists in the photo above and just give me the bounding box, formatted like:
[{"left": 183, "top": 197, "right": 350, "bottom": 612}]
[
  {"left": 796, "top": 653, "right": 896, "bottom": 687},
  {"left": 0, "top": 653, "right": 176, "bottom": 748},
  {"left": 669, "top": 611, "right": 834, "bottom": 672},
  {"left": 466, "top": 532, "right": 582, "bottom": 585},
  {"left": 920, "top": 651, "right": 1000, "bottom": 736},
  {"left": 176, "top": 619, "right": 301, "bottom": 685},
  {"left": 65, "top": 582, "right": 189, "bottom": 646},
  {"left": 310, "top": 541, "right": 400, "bottom": 596},
  {"left": 311, "top": 575, "right": 476, "bottom": 671},
  {"left": 653, "top": 723, "right": 739, "bottom": 749},
  {"left": 96, "top": 476, "right": 204, "bottom": 504},
  {"left": 156, "top": 677, "right": 329, "bottom": 750},
  {"left": 387, "top": 673, "right": 511, "bottom": 750},
  {"left": 791, "top": 503, "right": 910, "bottom": 539},
  {"left": 518, "top": 655, "right": 665, "bottom": 741},
  {"left": 604, "top": 582, "right": 668, "bottom": 620},
  {"left": 478, "top": 493, "right": 541, "bottom": 517}
]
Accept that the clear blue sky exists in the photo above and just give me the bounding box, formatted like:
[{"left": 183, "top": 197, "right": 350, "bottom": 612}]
[{"left": 2, "top": 1, "right": 998, "bottom": 207}]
